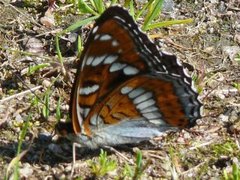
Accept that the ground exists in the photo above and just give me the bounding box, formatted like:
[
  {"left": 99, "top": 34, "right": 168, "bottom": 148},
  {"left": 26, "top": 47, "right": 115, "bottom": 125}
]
[{"left": 0, "top": 0, "right": 240, "bottom": 179}]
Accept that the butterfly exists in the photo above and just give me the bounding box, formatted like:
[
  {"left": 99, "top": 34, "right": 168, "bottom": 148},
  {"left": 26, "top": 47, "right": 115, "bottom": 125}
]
[{"left": 56, "top": 6, "right": 202, "bottom": 149}]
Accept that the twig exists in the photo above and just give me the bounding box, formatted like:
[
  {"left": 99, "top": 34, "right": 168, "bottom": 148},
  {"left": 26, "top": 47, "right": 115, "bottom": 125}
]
[
  {"left": 180, "top": 161, "right": 206, "bottom": 175},
  {"left": 0, "top": 85, "right": 42, "bottom": 104},
  {"left": 228, "top": 7, "right": 240, "bottom": 11},
  {"left": 189, "top": 141, "right": 214, "bottom": 150}
]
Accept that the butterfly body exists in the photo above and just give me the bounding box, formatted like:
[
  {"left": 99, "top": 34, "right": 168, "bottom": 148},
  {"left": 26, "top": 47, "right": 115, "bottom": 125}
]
[{"left": 56, "top": 6, "right": 202, "bottom": 149}]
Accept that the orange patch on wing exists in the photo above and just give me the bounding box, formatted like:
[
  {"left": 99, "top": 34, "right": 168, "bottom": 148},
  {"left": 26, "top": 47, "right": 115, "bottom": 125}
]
[{"left": 102, "top": 92, "right": 140, "bottom": 124}]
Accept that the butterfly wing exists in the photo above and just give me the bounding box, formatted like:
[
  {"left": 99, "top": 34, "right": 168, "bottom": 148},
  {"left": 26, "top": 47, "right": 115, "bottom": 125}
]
[
  {"left": 70, "top": 7, "right": 201, "bottom": 140},
  {"left": 85, "top": 72, "right": 200, "bottom": 128}
]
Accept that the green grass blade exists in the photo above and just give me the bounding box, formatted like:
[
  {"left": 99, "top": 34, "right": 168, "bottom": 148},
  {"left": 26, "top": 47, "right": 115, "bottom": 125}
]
[
  {"left": 5, "top": 115, "right": 30, "bottom": 180},
  {"left": 14, "top": 115, "right": 30, "bottom": 179},
  {"left": 129, "top": 0, "right": 134, "bottom": 18},
  {"left": 42, "top": 90, "right": 50, "bottom": 119},
  {"left": 124, "top": 0, "right": 131, "bottom": 7},
  {"left": 27, "top": 63, "right": 49, "bottom": 75},
  {"left": 143, "top": 0, "right": 164, "bottom": 31},
  {"left": 135, "top": 0, "right": 153, "bottom": 20},
  {"left": 78, "top": 0, "right": 98, "bottom": 15},
  {"left": 88, "top": 149, "right": 116, "bottom": 177},
  {"left": 55, "top": 35, "right": 63, "bottom": 66},
  {"left": 92, "top": 0, "right": 105, "bottom": 14},
  {"left": 233, "top": 163, "right": 239, "bottom": 180},
  {"left": 110, "top": 0, "right": 118, "bottom": 6},
  {"left": 223, "top": 169, "right": 229, "bottom": 180},
  {"left": 56, "top": 97, "right": 61, "bottom": 122},
  {"left": 136, "top": 150, "right": 142, "bottom": 169},
  {"left": 77, "top": 35, "right": 83, "bottom": 57},
  {"left": 62, "top": 15, "right": 99, "bottom": 34},
  {"left": 146, "top": 18, "right": 193, "bottom": 30},
  {"left": 17, "top": 116, "right": 30, "bottom": 154}
]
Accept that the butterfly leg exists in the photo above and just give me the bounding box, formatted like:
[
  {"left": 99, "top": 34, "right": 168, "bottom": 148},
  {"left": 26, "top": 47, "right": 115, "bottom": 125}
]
[{"left": 70, "top": 142, "right": 82, "bottom": 177}]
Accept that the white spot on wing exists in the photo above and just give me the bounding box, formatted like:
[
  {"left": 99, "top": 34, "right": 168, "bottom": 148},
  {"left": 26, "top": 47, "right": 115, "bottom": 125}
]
[
  {"left": 136, "top": 99, "right": 155, "bottom": 110},
  {"left": 141, "top": 106, "right": 159, "bottom": 113},
  {"left": 79, "top": 84, "right": 99, "bottom": 95},
  {"left": 94, "top": 34, "right": 100, "bottom": 40},
  {"left": 128, "top": 88, "right": 145, "bottom": 99},
  {"left": 123, "top": 66, "right": 139, "bottom": 75},
  {"left": 149, "top": 119, "right": 166, "bottom": 125},
  {"left": 103, "top": 55, "right": 118, "bottom": 64},
  {"left": 82, "top": 108, "right": 90, "bottom": 118},
  {"left": 112, "top": 40, "right": 119, "bottom": 47},
  {"left": 121, "top": 86, "right": 133, "bottom": 94},
  {"left": 114, "top": 16, "right": 126, "bottom": 23},
  {"left": 90, "top": 114, "right": 97, "bottom": 125},
  {"left": 92, "top": 26, "right": 99, "bottom": 34},
  {"left": 76, "top": 86, "right": 83, "bottom": 128},
  {"left": 133, "top": 92, "right": 152, "bottom": 104},
  {"left": 109, "top": 63, "right": 126, "bottom": 72},
  {"left": 90, "top": 114, "right": 103, "bottom": 126},
  {"left": 142, "top": 112, "right": 162, "bottom": 120},
  {"left": 91, "top": 55, "right": 107, "bottom": 66},
  {"left": 133, "top": 29, "right": 138, "bottom": 35},
  {"left": 81, "top": 55, "right": 87, "bottom": 70},
  {"left": 86, "top": 56, "right": 95, "bottom": 65},
  {"left": 99, "top": 34, "right": 112, "bottom": 41}
]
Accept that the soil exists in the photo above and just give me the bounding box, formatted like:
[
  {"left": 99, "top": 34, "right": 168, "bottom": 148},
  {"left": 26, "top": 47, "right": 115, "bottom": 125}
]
[{"left": 0, "top": 0, "right": 240, "bottom": 179}]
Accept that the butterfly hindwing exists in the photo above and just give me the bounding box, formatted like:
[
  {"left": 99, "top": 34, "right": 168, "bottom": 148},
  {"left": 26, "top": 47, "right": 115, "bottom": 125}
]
[{"left": 83, "top": 72, "right": 200, "bottom": 132}]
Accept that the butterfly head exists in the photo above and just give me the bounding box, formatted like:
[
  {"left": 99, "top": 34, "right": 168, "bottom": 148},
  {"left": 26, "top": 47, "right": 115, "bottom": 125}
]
[{"left": 55, "top": 121, "right": 74, "bottom": 137}]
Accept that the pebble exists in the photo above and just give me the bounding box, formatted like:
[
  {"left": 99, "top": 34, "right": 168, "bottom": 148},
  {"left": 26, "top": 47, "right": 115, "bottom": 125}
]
[
  {"left": 42, "top": 79, "right": 52, "bottom": 88},
  {"left": 219, "top": 114, "right": 229, "bottom": 122},
  {"left": 222, "top": 46, "right": 240, "bottom": 61},
  {"left": 234, "top": 34, "right": 240, "bottom": 44},
  {"left": 20, "top": 163, "right": 33, "bottom": 177}
]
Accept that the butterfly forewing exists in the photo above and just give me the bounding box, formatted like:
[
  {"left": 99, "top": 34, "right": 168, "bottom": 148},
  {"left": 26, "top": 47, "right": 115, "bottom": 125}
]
[{"left": 72, "top": 10, "right": 152, "bottom": 135}]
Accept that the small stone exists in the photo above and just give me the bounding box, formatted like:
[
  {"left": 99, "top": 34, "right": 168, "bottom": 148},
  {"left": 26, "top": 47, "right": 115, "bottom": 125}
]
[
  {"left": 207, "top": 79, "right": 218, "bottom": 88},
  {"left": 20, "top": 163, "right": 33, "bottom": 177},
  {"left": 15, "top": 113, "right": 23, "bottom": 123},
  {"left": 162, "top": 0, "right": 174, "bottom": 12},
  {"left": 234, "top": 34, "right": 240, "bottom": 44},
  {"left": 42, "top": 79, "right": 52, "bottom": 88},
  {"left": 65, "top": 165, "right": 72, "bottom": 172},
  {"left": 25, "top": 38, "right": 44, "bottom": 54},
  {"left": 183, "top": 132, "right": 191, "bottom": 139},
  {"left": 222, "top": 46, "right": 240, "bottom": 61},
  {"left": 177, "top": 137, "right": 185, "bottom": 143},
  {"left": 40, "top": 13, "right": 55, "bottom": 27},
  {"left": 204, "top": 46, "right": 214, "bottom": 53},
  {"left": 219, "top": 114, "right": 229, "bottom": 122},
  {"left": 230, "top": 120, "right": 240, "bottom": 133},
  {"left": 215, "top": 90, "right": 226, "bottom": 99}
]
